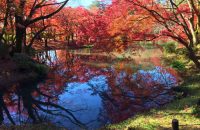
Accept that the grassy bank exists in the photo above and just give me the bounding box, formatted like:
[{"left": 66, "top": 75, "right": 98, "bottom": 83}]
[{"left": 106, "top": 74, "right": 200, "bottom": 130}]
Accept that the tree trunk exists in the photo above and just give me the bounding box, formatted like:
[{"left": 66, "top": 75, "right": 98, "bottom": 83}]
[
  {"left": 0, "top": 0, "right": 10, "bottom": 44},
  {"left": 0, "top": 92, "right": 4, "bottom": 125},
  {"left": 66, "top": 36, "right": 70, "bottom": 45},
  {"left": 15, "top": 26, "right": 26, "bottom": 53},
  {"left": 15, "top": 15, "right": 26, "bottom": 53},
  {"left": 71, "top": 33, "right": 74, "bottom": 43},
  {"left": 15, "top": 0, "right": 26, "bottom": 53},
  {"left": 45, "top": 38, "right": 48, "bottom": 48},
  {"left": 53, "top": 29, "right": 56, "bottom": 41},
  {"left": 188, "top": 47, "right": 200, "bottom": 69}
]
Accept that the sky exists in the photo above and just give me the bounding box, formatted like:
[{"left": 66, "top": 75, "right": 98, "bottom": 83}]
[{"left": 66, "top": 0, "right": 97, "bottom": 8}]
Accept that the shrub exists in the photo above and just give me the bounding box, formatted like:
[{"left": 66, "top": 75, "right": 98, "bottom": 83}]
[
  {"left": 33, "top": 64, "right": 49, "bottom": 77},
  {"left": 175, "top": 48, "right": 188, "bottom": 56},
  {"left": 193, "top": 105, "right": 200, "bottom": 117},
  {"left": 13, "top": 53, "right": 34, "bottom": 71},
  {"left": 163, "top": 42, "right": 177, "bottom": 53},
  {"left": 0, "top": 43, "right": 9, "bottom": 59},
  {"left": 170, "top": 60, "right": 186, "bottom": 71},
  {"left": 24, "top": 46, "right": 36, "bottom": 56},
  {"left": 145, "top": 42, "right": 155, "bottom": 49},
  {"left": 13, "top": 53, "right": 49, "bottom": 77}
]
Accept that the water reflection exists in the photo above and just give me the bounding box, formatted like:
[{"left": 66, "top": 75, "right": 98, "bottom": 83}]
[
  {"left": 0, "top": 83, "right": 85, "bottom": 128},
  {"left": 1, "top": 49, "right": 179, "bottom": 130}
]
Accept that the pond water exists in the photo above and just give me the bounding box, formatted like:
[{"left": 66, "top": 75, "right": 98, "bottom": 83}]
[{"left": 1, "top": 49, "right": 179, "bottom": 130}]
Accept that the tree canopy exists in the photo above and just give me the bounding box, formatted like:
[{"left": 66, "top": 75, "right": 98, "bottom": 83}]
[{"left": 0, "top": 0, "right": 200, "bottom": 69}]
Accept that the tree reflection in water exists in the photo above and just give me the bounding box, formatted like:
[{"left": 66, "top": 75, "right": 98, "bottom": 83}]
[
  {"left": 0, "top": 83, "right": 86, "bottom": 129},
  {"left": 1, "top": 49, "right": 179, "bottom": 129}
]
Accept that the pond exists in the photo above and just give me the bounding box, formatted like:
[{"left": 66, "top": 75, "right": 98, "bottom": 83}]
[{"left": 1, "top": 48, "right": 179, "bottom": 130}]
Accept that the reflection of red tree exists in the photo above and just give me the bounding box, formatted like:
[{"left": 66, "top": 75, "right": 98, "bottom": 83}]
[
  {"left": 2, "top": 50, "right": 179, "bottom": 125},
  {"left": 150, "top": 57, "right": 162, "bottom": 66},
  {"left": 99, "top": 66, "right": 178, "bottom": 123},
  {"left": 36, "top": 50, "right": 179, "bottom": 124}
]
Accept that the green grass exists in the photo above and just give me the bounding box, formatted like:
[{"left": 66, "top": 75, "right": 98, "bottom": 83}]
[{"left": 106, "top": 74, "right": 200, "bottom": 130}]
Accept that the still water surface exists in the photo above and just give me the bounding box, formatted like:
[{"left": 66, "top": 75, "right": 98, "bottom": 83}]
[{"left": 2, "top": 49, "right": 179, "bottom": 129}]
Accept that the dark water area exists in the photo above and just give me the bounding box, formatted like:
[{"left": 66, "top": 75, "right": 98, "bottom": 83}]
[{"left": 0, "top": 49, "right": 179, "bottom": 130}]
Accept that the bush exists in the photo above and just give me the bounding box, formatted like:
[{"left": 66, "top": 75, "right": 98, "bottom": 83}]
[
  {"left": 33, "top": 63, "right": 49, "bottom": 77},
  {"left": 170, "top": 60, "right": 186, "bottom": 71},
  {"left": 0, "top": 43, "right": 9, "bottom": 59},
  {"left": 175, "top": 48, "right": 188, "bottom": 56},
  {"left": 138, "top": 42, "right": 155, "bottom": 49},
  {"left": 13, "top": 53, "right": 49, "bottom": 77},
  {"left": 193, "top": 104, "right": 200, "bottom": 117},
  {"left": 13, "top": 53, "right": 34, "bottom": 71},
  {"left": 163, "top": 42, "right": 177, "bottom": 53},
  {"left": 24, "top": 46, "right": 36, "bottom": 56}
]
